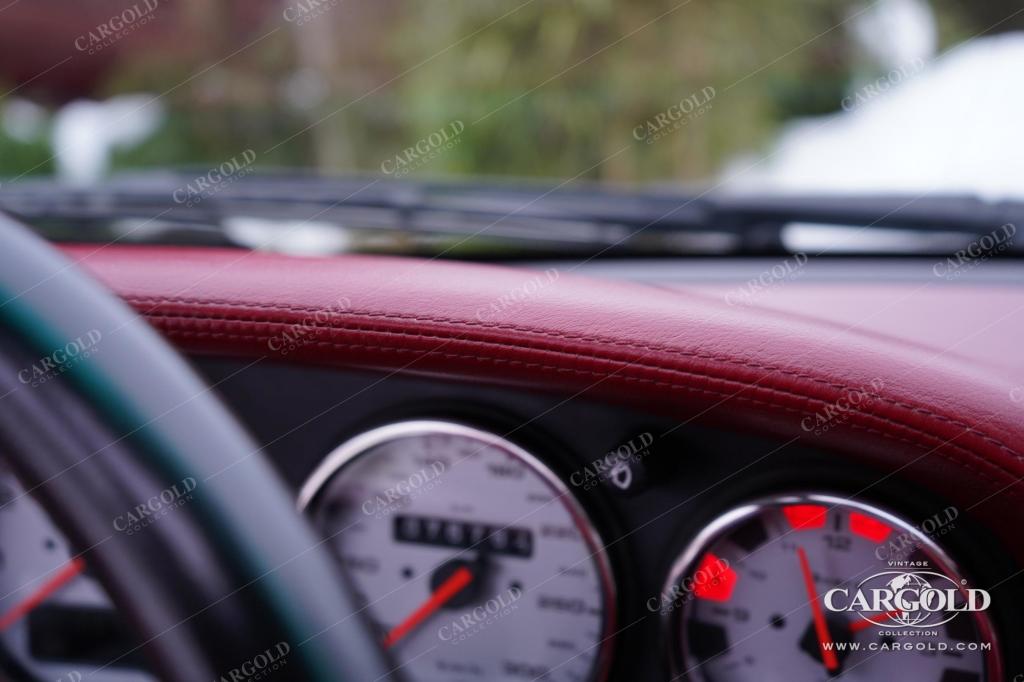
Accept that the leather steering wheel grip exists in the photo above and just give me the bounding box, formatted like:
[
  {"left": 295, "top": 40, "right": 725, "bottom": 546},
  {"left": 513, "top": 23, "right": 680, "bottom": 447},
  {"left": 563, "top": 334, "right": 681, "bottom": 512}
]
[{"left": 0, "top": 213, "right": 391, "bottom": 681}]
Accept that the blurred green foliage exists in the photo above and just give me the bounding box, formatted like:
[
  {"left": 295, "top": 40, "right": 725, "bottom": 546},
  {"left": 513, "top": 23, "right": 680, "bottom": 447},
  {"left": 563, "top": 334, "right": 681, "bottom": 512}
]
[{"left": 0, "top": 0, "right": 994, "bottom": 184}]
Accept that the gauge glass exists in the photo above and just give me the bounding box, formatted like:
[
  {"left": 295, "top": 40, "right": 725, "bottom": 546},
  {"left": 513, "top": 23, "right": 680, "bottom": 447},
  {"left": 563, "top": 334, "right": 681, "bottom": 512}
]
[
  {"left": 665, "top": 494, "right": 1001, "bottom": 682},
  {"left": 299, "top": 420, "right": 616, "bottom": 682},
  {"left": 0, "top": 466, "right": 152, "bottom": 682}
]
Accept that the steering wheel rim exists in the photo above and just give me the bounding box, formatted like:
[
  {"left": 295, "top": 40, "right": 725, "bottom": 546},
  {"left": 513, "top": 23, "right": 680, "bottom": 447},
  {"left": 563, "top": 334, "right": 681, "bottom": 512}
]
[{"left": 0, "top": 213, "right": 390, "bottom": 681}]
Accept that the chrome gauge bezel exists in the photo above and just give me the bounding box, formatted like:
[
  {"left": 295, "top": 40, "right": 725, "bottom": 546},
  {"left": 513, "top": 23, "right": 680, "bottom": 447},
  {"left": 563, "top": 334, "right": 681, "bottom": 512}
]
[
  {"left": 662, "top": 492, "right": 1003, "bottom": 681},
  {"left": 297, "top": 419, "right": 618, "bottom": 682}
]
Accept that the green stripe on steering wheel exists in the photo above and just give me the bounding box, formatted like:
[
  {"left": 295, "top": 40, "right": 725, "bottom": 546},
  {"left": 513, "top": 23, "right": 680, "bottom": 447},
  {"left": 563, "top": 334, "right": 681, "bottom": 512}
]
[{"left": 0, "top": 289, "right": 340, "bottom": 681}]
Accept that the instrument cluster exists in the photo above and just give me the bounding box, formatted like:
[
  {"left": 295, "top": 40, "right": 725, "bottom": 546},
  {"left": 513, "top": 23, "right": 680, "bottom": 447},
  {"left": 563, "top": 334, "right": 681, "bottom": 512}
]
[
  {"left": 1, "top": 400, "right": 1014, "bottom": 681},
  {"left": 295, "top": 418, "right": 1006, "bottom": 682}
]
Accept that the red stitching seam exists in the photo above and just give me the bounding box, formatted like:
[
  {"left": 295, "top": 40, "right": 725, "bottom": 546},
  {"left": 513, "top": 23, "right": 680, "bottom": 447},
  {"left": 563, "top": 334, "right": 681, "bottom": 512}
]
[
  {"left": 139, "top": 314, "right": 1024, "bottom": 501},
  {"left": 126, "top": 297, "right": 1021, "bottom": 461}
]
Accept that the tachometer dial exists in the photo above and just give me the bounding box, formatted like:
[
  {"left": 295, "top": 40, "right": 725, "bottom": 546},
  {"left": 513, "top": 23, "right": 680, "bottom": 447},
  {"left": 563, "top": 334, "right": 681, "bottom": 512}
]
[
  {"left": 664, "top": 494, "right": 1000, "bottom": 681},
  {"left": 298, "top": 420, "right": 616, "bottom": 682}
]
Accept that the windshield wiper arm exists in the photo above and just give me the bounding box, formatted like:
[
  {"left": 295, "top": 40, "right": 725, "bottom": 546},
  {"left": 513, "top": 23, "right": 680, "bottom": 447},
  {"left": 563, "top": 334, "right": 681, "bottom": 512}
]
[{"left": 2, "top": 174, "right": 1021, "bottom": 257}]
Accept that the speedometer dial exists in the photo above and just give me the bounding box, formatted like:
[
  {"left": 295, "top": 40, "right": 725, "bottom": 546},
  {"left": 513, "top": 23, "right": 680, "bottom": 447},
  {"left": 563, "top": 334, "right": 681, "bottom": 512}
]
[
  {"left": 664, "top": 494, "right": 1001, "bottom": 681},
  {"left": 298, "top": 420, "right": 616, "bottom": 682}
]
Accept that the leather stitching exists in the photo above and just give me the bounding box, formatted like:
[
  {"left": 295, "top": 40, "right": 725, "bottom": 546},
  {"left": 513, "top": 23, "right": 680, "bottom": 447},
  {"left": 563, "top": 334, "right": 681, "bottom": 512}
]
[
  {"left": 136, "top": 312, "right": 1024, "bottom": 496},
  {"left": 126, "top": 297, "right": 1021, "bottom": 461},
  {"left": 158, "top": 326, "right": 1021, "bottom": 497}
]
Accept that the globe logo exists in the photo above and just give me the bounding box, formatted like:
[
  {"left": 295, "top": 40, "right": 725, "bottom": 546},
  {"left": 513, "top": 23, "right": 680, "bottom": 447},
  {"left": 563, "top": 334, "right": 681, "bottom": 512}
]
[{"left": 885, "top": 573, "right": 932, "bottom": 626}]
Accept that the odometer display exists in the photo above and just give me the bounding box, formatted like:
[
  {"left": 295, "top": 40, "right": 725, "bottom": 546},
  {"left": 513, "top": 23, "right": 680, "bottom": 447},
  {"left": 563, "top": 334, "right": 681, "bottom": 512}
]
[
  {"left": 298, "top": 420, "right": 616, "bottom": 682},
  {"left": 665, "top": 494, "right": 1001, "bottom": 681},
  {"left": 393, "top": 515, "right": 535, "bottom": 558}
]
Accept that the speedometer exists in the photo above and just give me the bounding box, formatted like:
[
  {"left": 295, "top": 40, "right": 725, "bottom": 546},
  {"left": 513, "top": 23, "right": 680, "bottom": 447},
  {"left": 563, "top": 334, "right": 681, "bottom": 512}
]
[
  {"left": 663, "top": 494, "right": 1001, "bottom": 681},
  {"left": 298, "top": 420, "right": 616, "bottom": 682}
]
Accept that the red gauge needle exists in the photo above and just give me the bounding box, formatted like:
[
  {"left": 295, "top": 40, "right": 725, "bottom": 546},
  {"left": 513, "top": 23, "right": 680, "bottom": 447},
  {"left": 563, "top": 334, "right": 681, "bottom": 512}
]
[
  {"left": 383, "top": 566, "right": 474, "bottom": 648},
  {"left": 849, "top": 609, "right": 902, "bottom": 633},
  {"left": 796, "top": 547, "right": 839, "bottom": 672},
  {"left": 0, "top": 557, "right": 86, "bottom": 630}
]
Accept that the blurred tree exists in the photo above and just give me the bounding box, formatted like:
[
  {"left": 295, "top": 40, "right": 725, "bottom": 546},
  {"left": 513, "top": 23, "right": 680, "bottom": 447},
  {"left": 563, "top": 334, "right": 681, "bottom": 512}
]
[{"left": 385, "top": 0, "right": 854, "bottom": 182}]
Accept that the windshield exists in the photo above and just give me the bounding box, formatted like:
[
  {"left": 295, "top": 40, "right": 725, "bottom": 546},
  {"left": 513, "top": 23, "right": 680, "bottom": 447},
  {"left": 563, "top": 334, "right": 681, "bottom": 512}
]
[
  {"left": 0, "top": 1, "right": 1022, "bottom": 256},
  {"left": 3, "top": 0, "right": 1021, "bottom": 190}
]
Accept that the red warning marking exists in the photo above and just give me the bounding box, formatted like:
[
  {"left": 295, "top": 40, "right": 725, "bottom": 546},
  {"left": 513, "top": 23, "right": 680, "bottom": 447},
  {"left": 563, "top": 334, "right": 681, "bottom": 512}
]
[
  {"left": 783, "top": 504, "right": 828, "bottom": 531},
  {"left": 693, "top": 552, "right": 737, "bottom": 602},
  {"left": 849, "top": 511, "right": 892, "bottom": 543}
]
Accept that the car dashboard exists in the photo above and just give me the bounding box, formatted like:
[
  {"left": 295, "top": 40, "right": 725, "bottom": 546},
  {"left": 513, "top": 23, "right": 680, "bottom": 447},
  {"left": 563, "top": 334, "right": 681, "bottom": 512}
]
[{"left": 2, "top": 244, "right": 1021, "bottom": 682}]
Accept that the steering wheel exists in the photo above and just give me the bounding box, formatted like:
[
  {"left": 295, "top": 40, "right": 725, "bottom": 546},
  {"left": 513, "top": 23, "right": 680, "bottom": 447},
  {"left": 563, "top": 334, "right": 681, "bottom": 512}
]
[{"left": 0, "top": 214, "right": 391, "bottom": 681}]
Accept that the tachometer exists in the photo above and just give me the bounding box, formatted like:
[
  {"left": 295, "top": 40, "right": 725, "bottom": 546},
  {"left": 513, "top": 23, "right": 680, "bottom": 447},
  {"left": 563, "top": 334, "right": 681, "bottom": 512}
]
[
  {"left": 663, "top": 494, "right": 1001, "bottom": 681},
  {"left": 298, "top": 420, "right": 616, "bottom": 682}
]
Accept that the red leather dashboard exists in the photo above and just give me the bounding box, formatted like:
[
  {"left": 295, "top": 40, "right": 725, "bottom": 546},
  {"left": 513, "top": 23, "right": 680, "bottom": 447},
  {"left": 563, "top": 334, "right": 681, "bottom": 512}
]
[{"left": 60, "top": 245, "right": 1024, "bottom": 556}]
